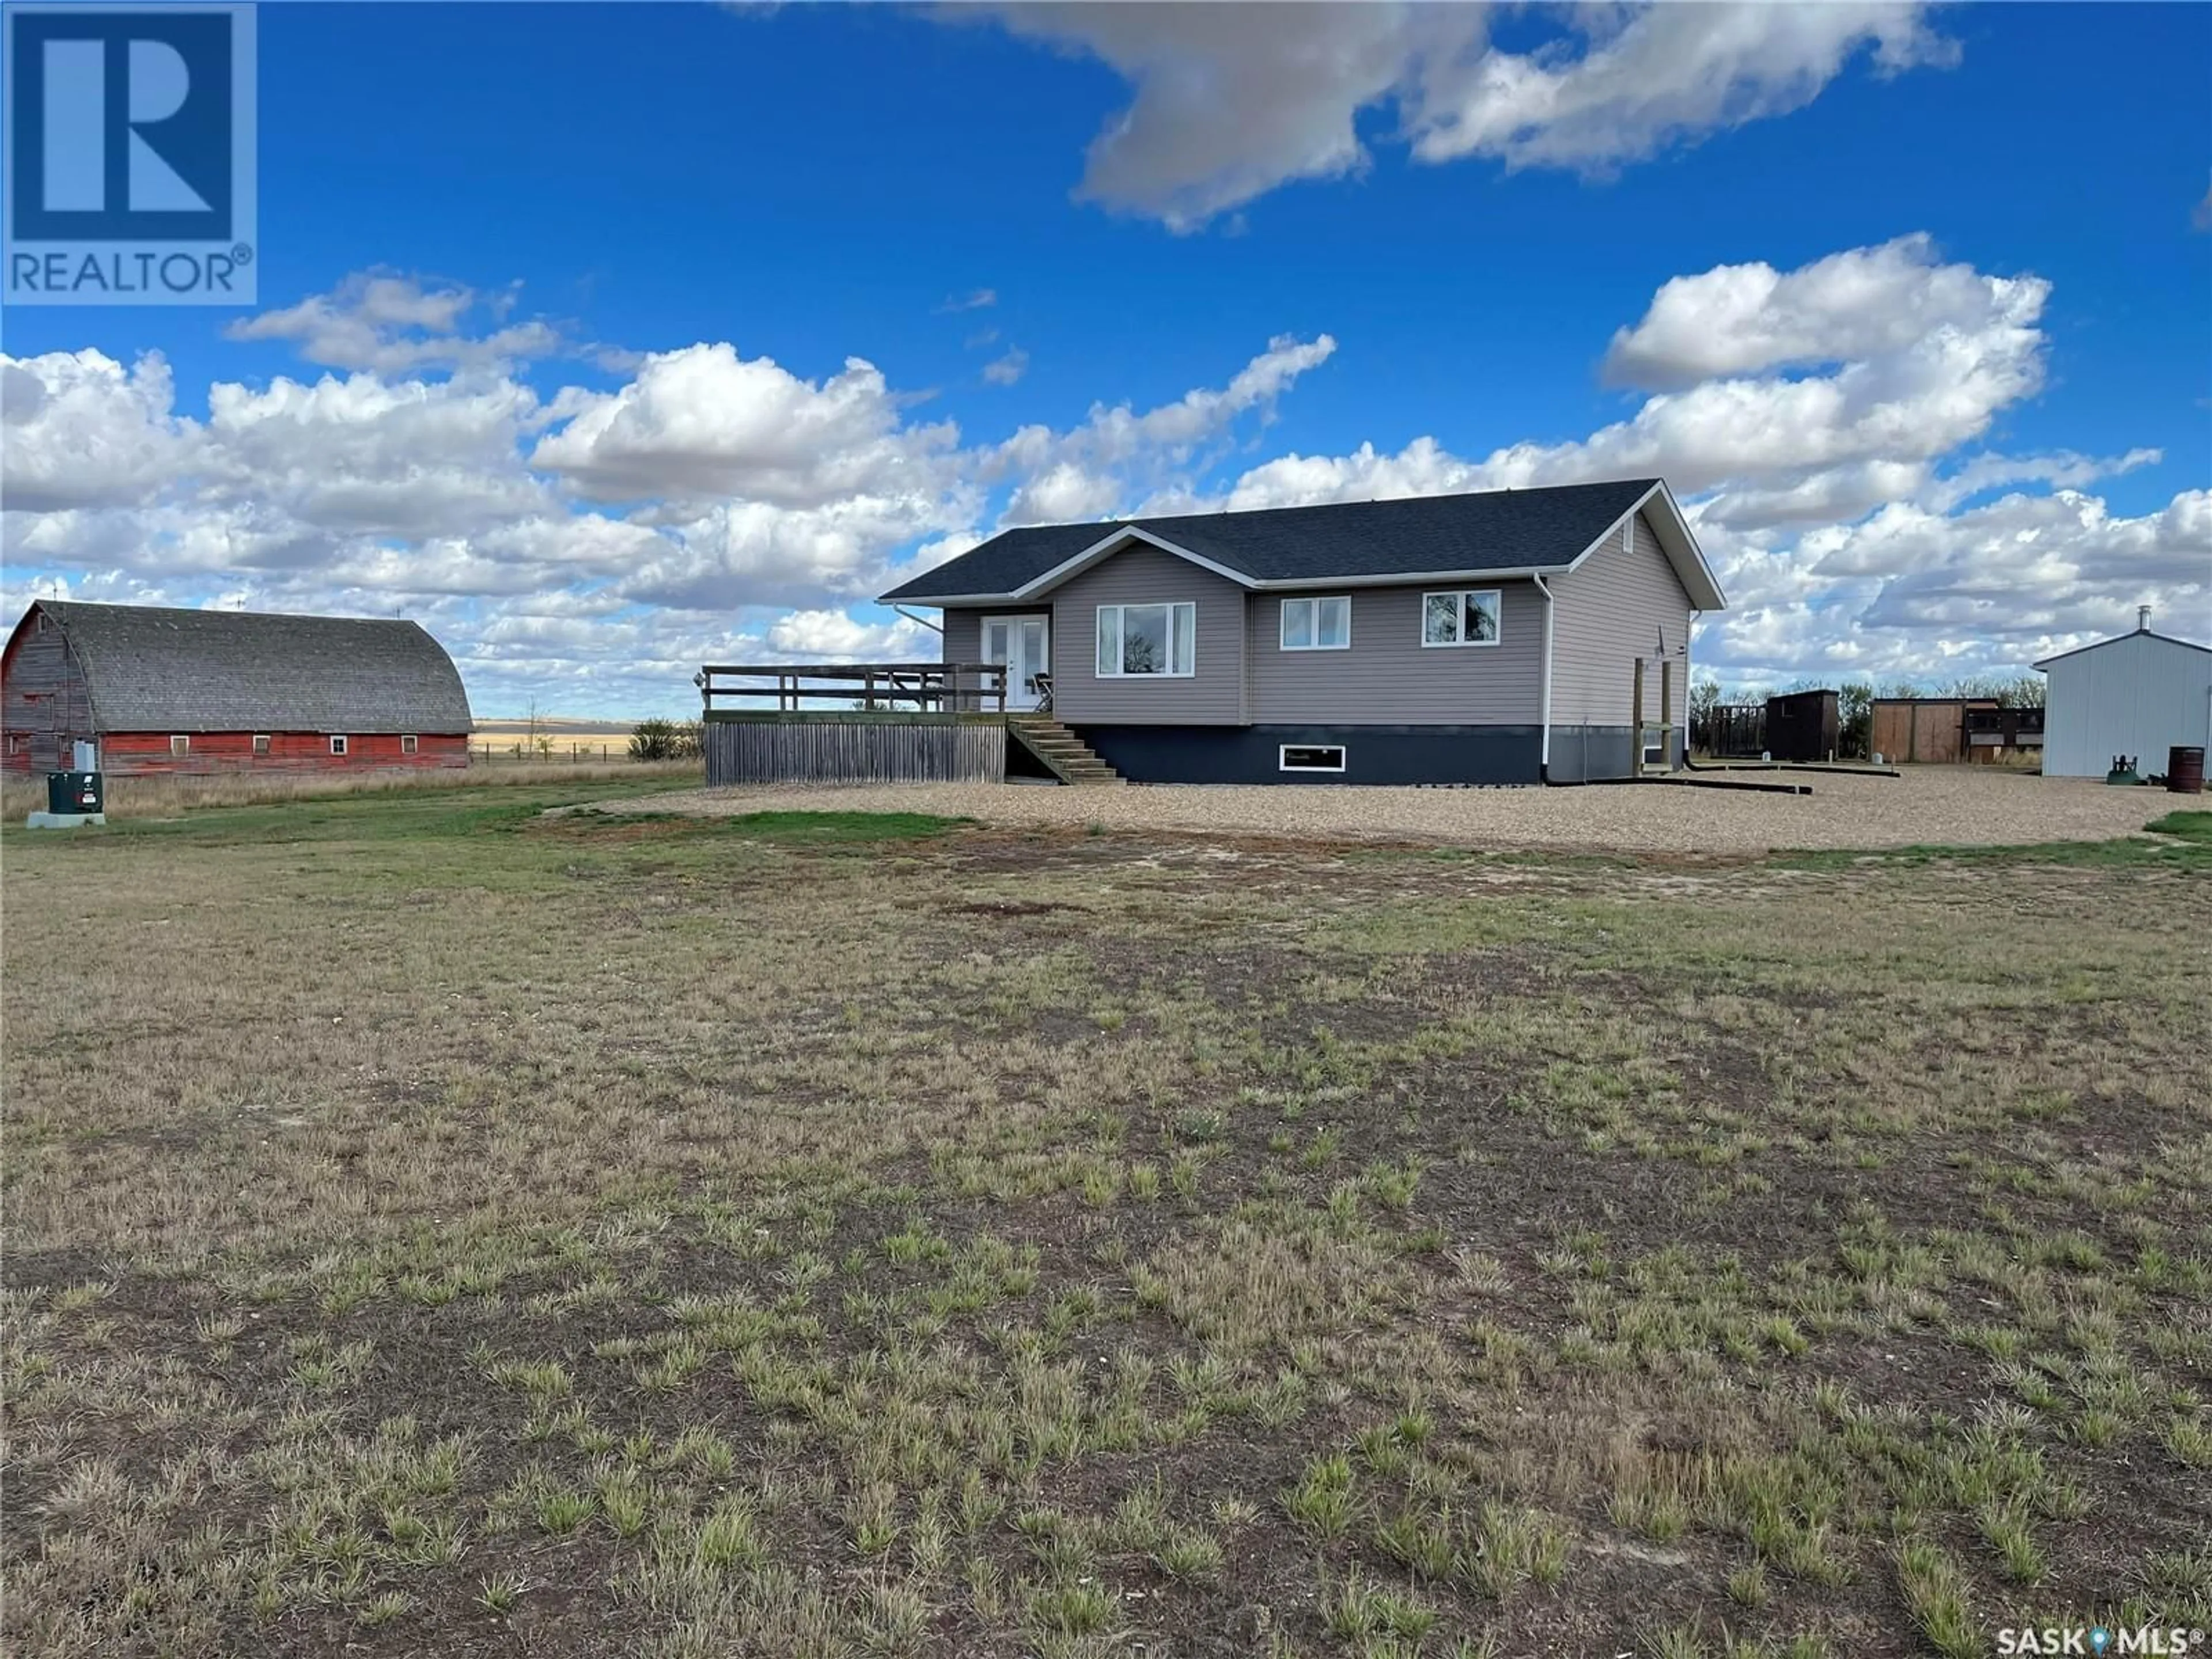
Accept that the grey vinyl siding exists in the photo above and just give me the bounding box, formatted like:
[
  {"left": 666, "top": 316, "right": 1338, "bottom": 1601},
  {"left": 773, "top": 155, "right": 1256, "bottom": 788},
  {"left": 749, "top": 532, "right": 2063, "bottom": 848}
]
[
  {"left": 1050, "top": 546, "right": 1247, "bottom": 726},
  {"left": 1245, "top": 581, "right": 1543, "bottom": 725},
  {"left": 1548, "top": 511, "right": 1694, "bottom": 730},
  {"left": 941, "top": 608, "right": 979, "bottom": 665}
]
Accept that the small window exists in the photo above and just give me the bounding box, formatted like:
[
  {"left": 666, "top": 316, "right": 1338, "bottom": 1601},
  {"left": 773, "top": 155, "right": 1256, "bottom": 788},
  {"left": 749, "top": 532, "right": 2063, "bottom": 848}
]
[
  {"left": 1279, "top": 744, "right": 1347, "bottom": 774},
  {"left": 170, "top": 734, "right": 190, "bottom": 757},
  {"left": 1422, "top": 589, "right": 1502, "bottom": 647},
  {"left": 1096, "top": 602, "right": 1196, "bottom": 677},
  {"left": 329, "top": 735, "right": 349, "bottom": 756},
  {"left": 400, "top": 734, "right": 418, "bottom": 755},
  {"left": 1281, "top": 596, "right": 1351, "bottom": 651},
  {"left": 252, "top": 734, "right": 271, "bottom": 755}
]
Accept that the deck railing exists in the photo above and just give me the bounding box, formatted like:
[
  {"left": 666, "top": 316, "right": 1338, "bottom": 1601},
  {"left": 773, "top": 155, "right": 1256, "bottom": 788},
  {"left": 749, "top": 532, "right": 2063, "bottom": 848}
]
[{"left": 696, "top": 662, "right": 1009, "bottom": 715}]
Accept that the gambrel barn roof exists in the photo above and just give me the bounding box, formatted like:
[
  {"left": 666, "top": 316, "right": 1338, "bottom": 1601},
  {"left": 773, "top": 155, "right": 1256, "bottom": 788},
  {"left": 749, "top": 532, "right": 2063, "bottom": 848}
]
[{"left": 7, "top": 601, "right": 473, "bottom": 733}]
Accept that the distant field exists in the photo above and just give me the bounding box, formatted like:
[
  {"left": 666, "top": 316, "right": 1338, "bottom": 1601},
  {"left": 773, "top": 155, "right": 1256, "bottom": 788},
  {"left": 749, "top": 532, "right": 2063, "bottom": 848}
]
[
  {"left": 474, "top": 718, "right": 645, "bottom": 745},
  {"left": 2, "top": 790, "right": 2206, "bottom": 1658}
]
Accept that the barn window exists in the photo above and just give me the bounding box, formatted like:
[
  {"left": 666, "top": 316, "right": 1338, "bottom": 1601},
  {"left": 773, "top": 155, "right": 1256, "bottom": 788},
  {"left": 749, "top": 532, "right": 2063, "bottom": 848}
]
[
  {"left": 329, "top": 735, "right": 349, "bottom": 756},
  {"left": 252, "top": 734, "right": 271, "bottom": 755},
  {"left": 170, "top": 735, "right": 190, "bottom": 757},
  {"left": 400, "top": 734, "right": 418, "bottom": 755}
]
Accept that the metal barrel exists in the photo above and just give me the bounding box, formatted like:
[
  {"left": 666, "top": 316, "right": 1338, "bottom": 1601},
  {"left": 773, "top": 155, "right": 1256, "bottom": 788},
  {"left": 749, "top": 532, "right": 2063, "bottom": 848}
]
[{"left": 2166, "top": 745, "right": 2205, "bottom": 794}]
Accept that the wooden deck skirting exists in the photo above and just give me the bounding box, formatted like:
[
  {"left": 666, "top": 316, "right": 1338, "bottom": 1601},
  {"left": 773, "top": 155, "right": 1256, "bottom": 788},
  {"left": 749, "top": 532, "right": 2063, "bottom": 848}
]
[
  {"left": 703, "top": 711, "right": 1006, "bottom": 786},
  {"left": 698, "top": 662, "right": 1017, "bottom": 785}
]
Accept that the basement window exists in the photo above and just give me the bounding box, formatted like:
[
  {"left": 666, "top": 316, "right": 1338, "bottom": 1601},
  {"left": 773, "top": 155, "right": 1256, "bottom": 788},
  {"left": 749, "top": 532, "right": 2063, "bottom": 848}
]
[
  {"left": 252, "top": 734, "right": 271, "bottom": 755},
  {"left": 400, "top": 734, "right": 418, "bottom": 755},
  {"left": 170, "top": 734, "right": 190, "bottom": 757},
  {"left": 1279, "top": 744, "right": 1347, "bottom": 774},
  {"left": 329, "top": 735, "right": 349, "bottom": 756}
]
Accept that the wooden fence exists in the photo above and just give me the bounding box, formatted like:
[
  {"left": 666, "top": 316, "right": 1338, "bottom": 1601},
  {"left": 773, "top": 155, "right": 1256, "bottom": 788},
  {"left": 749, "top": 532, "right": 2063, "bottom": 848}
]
[{"left": 704, "top": 715, "right": 1006, "bottom": 786}]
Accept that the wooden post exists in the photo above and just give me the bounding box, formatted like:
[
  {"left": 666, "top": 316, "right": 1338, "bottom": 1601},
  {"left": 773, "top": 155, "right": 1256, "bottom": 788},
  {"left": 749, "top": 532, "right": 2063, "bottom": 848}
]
[{"left": 1631, "top": 659, "right": 1645, "bottom": 774}]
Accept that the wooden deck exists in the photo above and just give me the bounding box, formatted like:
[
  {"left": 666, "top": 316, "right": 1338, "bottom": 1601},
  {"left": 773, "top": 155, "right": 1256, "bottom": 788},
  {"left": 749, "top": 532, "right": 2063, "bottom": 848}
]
[{"left": 699, "top": 663, "right": 1013, "bottom": 786}]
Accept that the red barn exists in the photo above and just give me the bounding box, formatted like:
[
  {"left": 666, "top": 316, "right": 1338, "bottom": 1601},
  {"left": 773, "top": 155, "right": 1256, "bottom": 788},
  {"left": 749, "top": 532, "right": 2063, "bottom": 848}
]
[{"left": 2, "top": 600, "right": 473, "bottom": 777}]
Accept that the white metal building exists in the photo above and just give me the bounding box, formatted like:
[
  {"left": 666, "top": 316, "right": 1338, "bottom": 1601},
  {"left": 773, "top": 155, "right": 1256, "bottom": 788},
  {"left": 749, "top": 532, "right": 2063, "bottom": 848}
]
[{"left": 2035, "top": 615, "right": 2212, "bottom": 778}]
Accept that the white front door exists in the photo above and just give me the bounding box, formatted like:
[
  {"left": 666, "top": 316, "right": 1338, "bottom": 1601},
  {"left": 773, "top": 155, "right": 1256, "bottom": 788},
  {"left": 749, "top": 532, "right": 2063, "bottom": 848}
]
[{"left": 982, "top": 614, "right": 1050, "bottom": 711}]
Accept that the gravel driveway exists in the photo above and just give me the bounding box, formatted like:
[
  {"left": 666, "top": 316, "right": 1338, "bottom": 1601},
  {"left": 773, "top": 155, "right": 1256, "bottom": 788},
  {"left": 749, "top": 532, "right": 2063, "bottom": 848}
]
[{"left": 611, "top": 767, "right": 2185, "bottom": 856}]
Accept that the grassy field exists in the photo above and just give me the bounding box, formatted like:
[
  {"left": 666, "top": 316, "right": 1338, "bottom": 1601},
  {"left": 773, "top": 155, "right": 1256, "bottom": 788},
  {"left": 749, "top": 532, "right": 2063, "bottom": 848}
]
[
  {"left": 3, "top": 787, "right": 2207, "bottom": 1658},
  {"left": 0, "top": 758, "right": 700, "bottom": 823}
]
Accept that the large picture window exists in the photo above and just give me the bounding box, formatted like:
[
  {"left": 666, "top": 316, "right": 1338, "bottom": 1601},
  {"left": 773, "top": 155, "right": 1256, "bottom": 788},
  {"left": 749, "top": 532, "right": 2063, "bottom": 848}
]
[
  {"left": 1096, "top": 603, "right": 1196, "bottom": 677},
  {"left": 1421, "top": 589, "right": 1502, "bottom": 647},
  {"left": 1281, "top": 596, "right": 1350, "bottom": 651}
]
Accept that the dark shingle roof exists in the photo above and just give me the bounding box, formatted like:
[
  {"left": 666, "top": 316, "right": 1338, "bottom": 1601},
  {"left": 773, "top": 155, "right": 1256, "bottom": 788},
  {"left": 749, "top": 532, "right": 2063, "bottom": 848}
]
[
  {"left": 31, "top": 601, "right": 473, "bottom": 733},
  {"left": 882, "top": 479, "right": 1664, "bottom": 602}
]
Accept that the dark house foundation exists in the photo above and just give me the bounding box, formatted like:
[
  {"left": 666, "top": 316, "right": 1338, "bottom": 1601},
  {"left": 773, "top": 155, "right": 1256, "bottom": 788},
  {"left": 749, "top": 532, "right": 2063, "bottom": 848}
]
[{"left": 1069, "top": 725, "right": 1541, "bottom": 786}]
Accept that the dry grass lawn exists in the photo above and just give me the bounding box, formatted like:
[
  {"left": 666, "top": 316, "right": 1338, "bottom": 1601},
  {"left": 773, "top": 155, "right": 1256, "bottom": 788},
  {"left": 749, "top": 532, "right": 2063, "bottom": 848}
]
[
  {"left": 622, "top": 767, "right": 2171, "bottom": 856},
  {"left": 3, "top": 782, "right": 2207, "bottom": 1659}
]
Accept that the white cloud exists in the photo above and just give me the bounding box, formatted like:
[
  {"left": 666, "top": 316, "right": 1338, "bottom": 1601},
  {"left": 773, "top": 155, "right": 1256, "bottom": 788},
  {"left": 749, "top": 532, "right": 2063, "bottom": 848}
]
[
  {"left": 937, "top": 288, "right": 998, "bottom": 312},
  {"left": 766, "top": 608, "right": 934, "bottom": 659},
  {"left": 979, "top": 333, "right": 1335, "bottom": 527},
  {"left": 983, "top": 348, "right": 1029, "bottom": 387},
  {"left": 1411, "top": 3, "right": 1956, "bottom": 174},
  {"left": 1601, "top": 234, "right": 2020, "bottom": 389},
  {"left": 530, "top": 343, "right": 962, "bottom": 508},
  {"left": 975, "top": 3, "right": 1952, "bottom": 229},
  {"left": 225, "top": 272, "right": 566, "bottom": 373},
  {"left": 0, "top": 349, "right": 202, "bottom": 513},
  {"left": 1193, "top": 239, "right": 2206, "bottom": 684},
  {"left": 1213, "top": 237, "right": 2055, "bottom": 537},
  {"left": 9, "top": 241, "right": 2201, "bottom": 713},
  {"left": 204, "top": 371, "right": 555, "bottom": 539}
]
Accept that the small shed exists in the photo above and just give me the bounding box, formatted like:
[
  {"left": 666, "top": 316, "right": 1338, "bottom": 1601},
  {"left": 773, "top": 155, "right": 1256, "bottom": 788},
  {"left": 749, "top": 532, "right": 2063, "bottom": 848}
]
[
  {"left": 2035, "top": 616, "right": 2212, "bottom": 778},
  {"left": 1764, "top": 690, "right": 1839, "bottom": 762},
  {"left": 1870, "top": 697, "right": 1997, "bottom": 765},
  {"left": 2, "top": 600, "right": 474, "bottom": 777}
]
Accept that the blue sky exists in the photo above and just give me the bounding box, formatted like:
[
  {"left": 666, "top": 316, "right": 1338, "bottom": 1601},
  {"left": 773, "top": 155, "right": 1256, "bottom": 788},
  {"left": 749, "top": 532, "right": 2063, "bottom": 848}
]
[{"left": 4, "top": 1, "right": 2207, "bottom": 715}]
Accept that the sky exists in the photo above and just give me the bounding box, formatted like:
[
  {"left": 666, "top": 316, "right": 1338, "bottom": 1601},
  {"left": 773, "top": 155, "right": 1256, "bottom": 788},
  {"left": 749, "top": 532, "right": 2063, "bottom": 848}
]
[{"left": 2, "top": 1, "right": 2207, "bottom": 717}]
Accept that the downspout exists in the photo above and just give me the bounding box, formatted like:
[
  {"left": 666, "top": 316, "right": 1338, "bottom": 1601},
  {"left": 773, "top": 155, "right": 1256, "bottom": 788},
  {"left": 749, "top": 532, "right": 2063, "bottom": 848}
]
[{"left": 1532, "top": 573, "right": 1556, "bottom": 784}]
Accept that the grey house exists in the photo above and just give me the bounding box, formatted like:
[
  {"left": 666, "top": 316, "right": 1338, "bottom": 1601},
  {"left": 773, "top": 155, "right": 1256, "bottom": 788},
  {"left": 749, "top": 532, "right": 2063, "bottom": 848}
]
[{"left": 876, "top": 478, "right": 1723, "bottom": 785}]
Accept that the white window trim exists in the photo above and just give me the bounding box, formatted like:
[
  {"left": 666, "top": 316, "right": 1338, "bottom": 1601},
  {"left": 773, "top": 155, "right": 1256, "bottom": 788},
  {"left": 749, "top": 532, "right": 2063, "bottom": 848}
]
[
  {"left": 1278, "top": 744, "right": 1347, "bottom": 774},
  {"left": 400, "top": 734, "right": 419, "bottom": 755},
  {"left": 1280, "top": 594, "right": 1351, "bottom": 652},
  {"left": 329, "top": 735, "right": 349, "bottom": 756},
  {"left": 1420, "top": 588, "right": 1504, "bottom": 649},
  {"left": 252, "top": 733, "right": 271, "bottom": 755},
  {"left": 1095, "top": 601, "right": 1198, "bottom": 679},
  {"left": 170, "top": 734, "right": 190, "bottom": 756}
]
